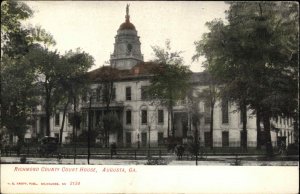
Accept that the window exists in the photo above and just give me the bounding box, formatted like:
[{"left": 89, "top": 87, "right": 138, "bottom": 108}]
[
  {"left": 141, "top": 110, "right": 147, "bottom": 124},
  {"left": 141, "top": 86, "right": 149, "bottom": 100},
  {"left": 127, "top": 44, "right": 132, "bottom": 55},
  {"left": 158, "top": 132, "right": 164, "bottom": 145},
  {"left": 204, "top": 102, "right": 211, "bottom": 124},
  {"left": 126, "top": 87, "right": 131, "bottom": 100},
  {"left": 222, "top": 131, "right": 229, "bottom": 147},
  {"left": 126, "top": 110, "right": 131, "bottom": 124},
  {"left": 158, "top": 110, "right": 164, "bottom": 124},
  {"left": 222, "top": 99, "right": 229, "bottom": 124},
  {"left": 55, "top": 113, "right": 60, "bottom": 126}
]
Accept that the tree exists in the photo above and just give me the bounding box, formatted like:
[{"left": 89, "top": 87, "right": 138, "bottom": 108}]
[
  {"left": 196, "top": 75, "right": 218, "bottom": 149},
  {"left": 26, "top": 46, "right": 63, "bottom": 136},
  {"left": 102, "top": 113, "right": 122, "bottom": 141},
  {"left": 193, "top": 2, "right": 299, "bottom": 156},
  {"left": 88, "top": 64, "right": 120, "bottom": 147},
  {"left": 1, "top": 1, "right": 55, "bottom": 143},
  {"left": 1, "top": 1, "right": 33, "bottom": 57},
  {"left": 57, "top": 49, "right": 94, "bottom": 145},
  {"left": 1, "top": 54, "right": 38, "bottom": 142},
  {"left": 148, "top": 40, "right": 191, "bottom": 137}
]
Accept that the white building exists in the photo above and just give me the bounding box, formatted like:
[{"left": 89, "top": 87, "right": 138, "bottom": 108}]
[{"left": 30, "top": 6, "right": 295, "bottom": 148}]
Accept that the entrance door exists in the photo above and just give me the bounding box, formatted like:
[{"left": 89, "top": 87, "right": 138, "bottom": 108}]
[
  {"left": 141, "top": 132, "right": 147, "bottom": 147},
  {"left": 126, "top": 132, "right": 131, "bottom": 147}
]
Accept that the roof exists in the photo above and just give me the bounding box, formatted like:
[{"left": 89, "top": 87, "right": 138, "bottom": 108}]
[
  {"left": 87, "top": 63, "right": 211, "bottom": 85},
  {"left": 119, "top": 21, "right": 136, "bottom": 31},
  {"left": 119, "top": 5, "right": 136, "bottom": 31},
  {"left": 87, "top": 62, "right": 157, "bottom": 82}
]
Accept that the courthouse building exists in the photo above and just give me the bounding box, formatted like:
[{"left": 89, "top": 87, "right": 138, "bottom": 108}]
[{"left": 29, "top": 6, "right": 295, "bottom": 148}]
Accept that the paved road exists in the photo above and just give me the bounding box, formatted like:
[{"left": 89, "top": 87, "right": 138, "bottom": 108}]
[{"left": 1, "top": 156, "right": 298, "bottom": 166}]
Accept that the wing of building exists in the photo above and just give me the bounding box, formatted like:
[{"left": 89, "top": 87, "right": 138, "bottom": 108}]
[{"left": 28, "top": 5, "right": 295, "bottom": 149}]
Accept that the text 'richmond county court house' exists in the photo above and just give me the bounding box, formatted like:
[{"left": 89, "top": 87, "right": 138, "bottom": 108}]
[{"left": 26, "top": 6, "right": 295, "bottom": 148}]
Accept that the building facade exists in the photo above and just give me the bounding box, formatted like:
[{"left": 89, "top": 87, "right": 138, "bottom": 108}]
[{"left": 29, "top": 6, "right": 295, "bottom": 148}]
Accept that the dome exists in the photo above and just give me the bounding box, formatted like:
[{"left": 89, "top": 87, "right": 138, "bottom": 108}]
[
  {"left": 118, "top": 4, "right": 136, "bottom": 31},
  {"left": 119, "top": 21, "right": 136, "bottom": 30}
]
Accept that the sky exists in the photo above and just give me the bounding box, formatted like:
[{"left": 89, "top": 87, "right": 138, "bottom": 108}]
[{"left": 23, "top": 1, "right": 229, "bottom": 72}]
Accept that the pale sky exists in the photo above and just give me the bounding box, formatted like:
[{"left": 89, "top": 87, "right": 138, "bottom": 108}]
[{"left": 23, "top": 1, "right": 229, "bottom": 72}]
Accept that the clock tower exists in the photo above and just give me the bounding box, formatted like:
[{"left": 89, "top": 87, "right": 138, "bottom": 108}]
[{"left": 110, "top": 4, "right": 144, "bottom": 70}]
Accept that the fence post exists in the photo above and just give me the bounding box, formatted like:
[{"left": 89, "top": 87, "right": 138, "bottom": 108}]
[
  {"left": 134, "top": 150, "right": 136, "bottom": 160},
  {"left": 159, "top": 150, "right": 161, "bottom": 158}
]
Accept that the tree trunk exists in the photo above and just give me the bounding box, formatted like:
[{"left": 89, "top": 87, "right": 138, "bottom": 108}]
[
  {"left": 256, "top": 109, "right": 262, "bottom": 150},
  {"left": 44, "top": 82, "right": 51, "bottom": 136},
  {"left": 170, "top": 104, "right": 175, "bottom": 137},
  {"left": 210, "top": 100, "right": 214, "bottom": 149},
  {"left": 59, "top": 99, "right": 70, "bottom": 145},
  {"left": 73, "top": 97, "right": 77, "bottom": 164},
  {"left": 241, "top": 102, "right": 248, "bottom": 151},
  {"left": 262, "top": 113, "right": 273, "bottom": 156},
  {"left": 45, "top": 93, "right": 51, "bottom": 136},
  {"left": 167, "top": 111, "right": 170, "bottom": 137}
]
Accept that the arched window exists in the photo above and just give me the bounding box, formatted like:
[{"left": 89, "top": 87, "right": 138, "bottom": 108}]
[{"left": 126, "top": 44, "right": 132, "bottom": 55}]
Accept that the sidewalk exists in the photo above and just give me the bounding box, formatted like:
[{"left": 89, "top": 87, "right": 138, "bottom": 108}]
[{"left": 1, "top": 155, "right": 298, "bottom": 166}]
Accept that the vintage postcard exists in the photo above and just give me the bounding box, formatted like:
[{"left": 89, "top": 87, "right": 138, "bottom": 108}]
[{"left": 1, "top": 1, "right": 299, "bottom": 193}]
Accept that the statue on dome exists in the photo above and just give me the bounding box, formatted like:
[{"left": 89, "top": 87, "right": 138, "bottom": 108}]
[
  {"left": 125, "top": 4, "right": 130, "bottom": 22},
  {"left": 126, "top": 4, "right": 130, "bottom": 16}
]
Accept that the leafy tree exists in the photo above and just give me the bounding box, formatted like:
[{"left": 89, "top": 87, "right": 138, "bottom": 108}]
[
  {"left": 148, "top": 40, "right": 191, "bottom": 137},
  {"left": 102, "top": 113, "right": 122, "bottom": 138},
  {"left": 1, "top": 54, "right": 38, "bottom": 142},
  {"left": 196, "top": 75, "right": 218, "bottom": 149},
  {"left": 57, "top": 49, "right": 94, "bottom": 145},
  {"left": 1, "top": 1, "right": 33, "bottom": 57},
  {"left": 194, "top": 2, "right": 299, "bottom": 156},
  {"left": 1, "top": 1, "right": 55, "bottom": 143},
  {"left": 88, "top": 64, "right": 120, "bottom": 147},
  {"left": 26, "top": 46, "right": 63, "bottom": 136}
]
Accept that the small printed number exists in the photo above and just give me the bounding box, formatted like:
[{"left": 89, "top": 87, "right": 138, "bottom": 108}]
[{"left": 70, "top": 181, "right": 80, "bottom": 185}]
